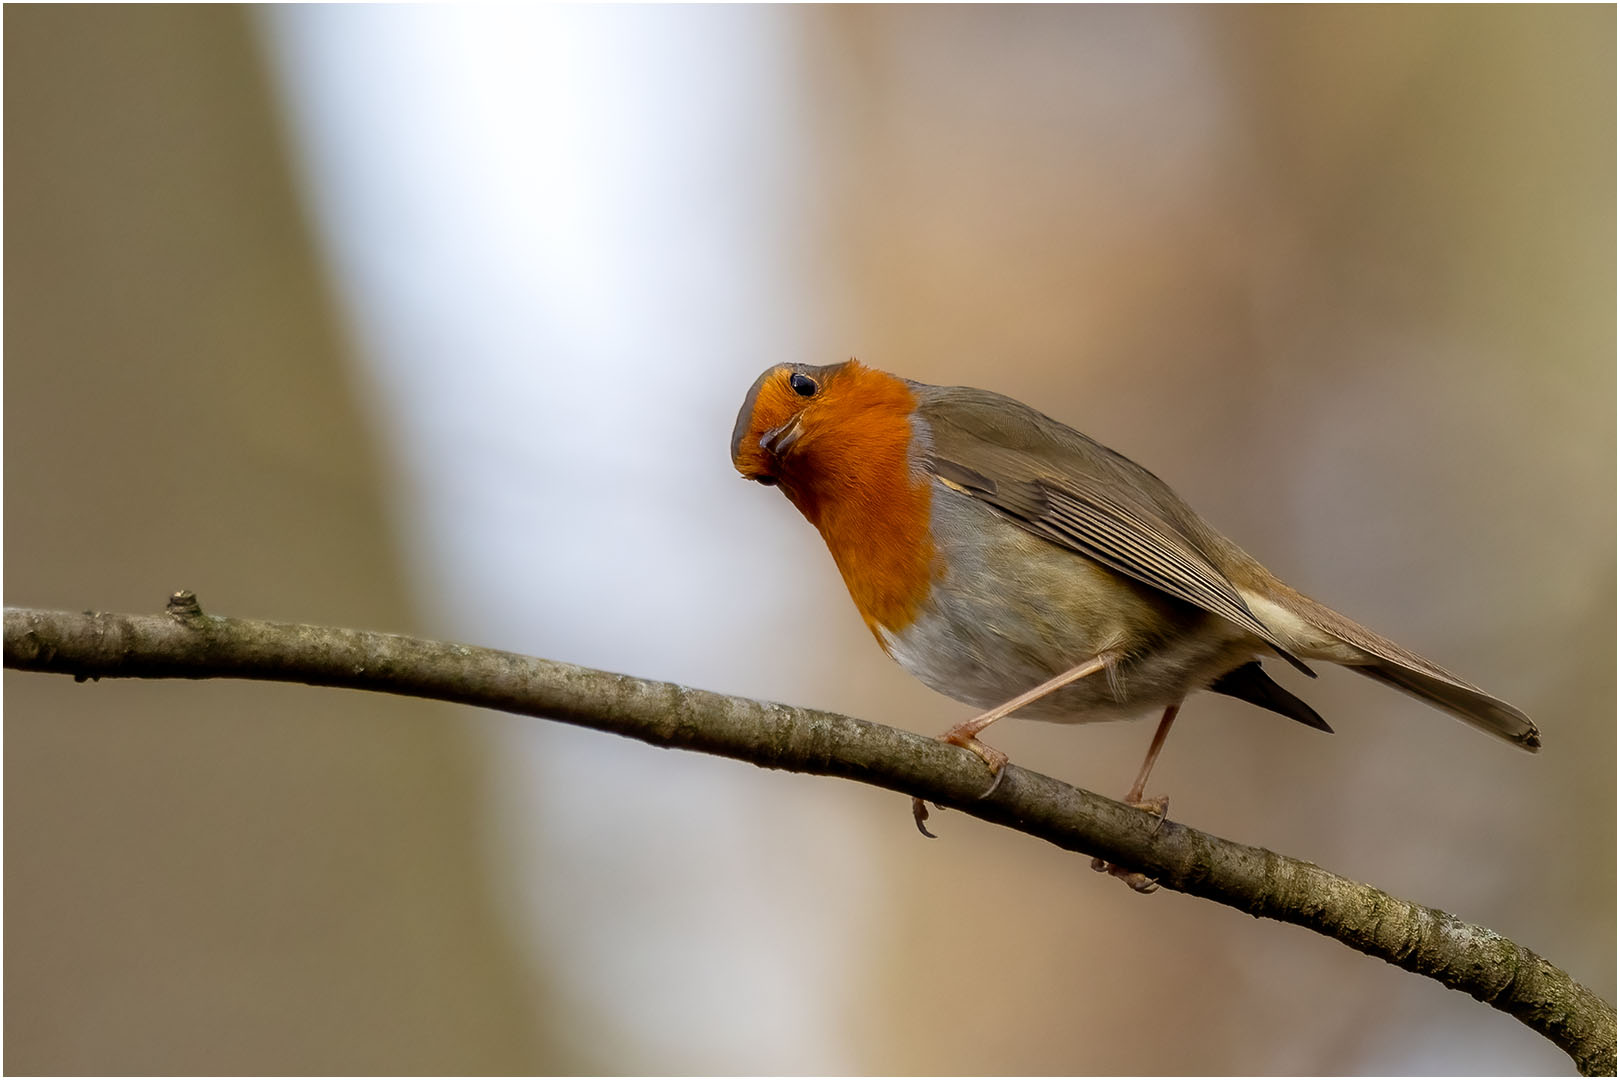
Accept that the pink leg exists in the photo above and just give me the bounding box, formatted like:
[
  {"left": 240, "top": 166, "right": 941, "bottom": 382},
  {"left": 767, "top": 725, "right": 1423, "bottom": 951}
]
[
  {"left": 1124, "top": 702, "right": 1179, "bottom": 807},
  {"left": 1093, "top": 702, "right": 1180, "bottom": 893},
  {"left": 939, "top": 652, "right": 1120, "bottom": 776},
  {"left": 912, "top": 652, "right": 1120, "bottom": 837}
]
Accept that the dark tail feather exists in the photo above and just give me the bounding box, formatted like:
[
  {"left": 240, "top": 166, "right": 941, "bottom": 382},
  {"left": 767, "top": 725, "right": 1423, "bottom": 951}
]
[{"left": 1210, "top": 661, "right": 1332, "bottom": 733}]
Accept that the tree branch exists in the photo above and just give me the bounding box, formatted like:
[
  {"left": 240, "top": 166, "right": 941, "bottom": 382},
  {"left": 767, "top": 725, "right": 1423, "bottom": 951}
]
[{"left": 5, "top": 594, "right": 1613, "bottom": 1075}]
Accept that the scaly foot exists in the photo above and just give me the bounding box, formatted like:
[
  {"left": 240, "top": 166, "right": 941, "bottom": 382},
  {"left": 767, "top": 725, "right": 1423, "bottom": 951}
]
[
  {"left": 911, "top": 726, "right": 1012, "bottom": 838},
  {"left": 939, "top": 722, "right": 1010, "bottom": 786},
  {"left": 1091, "top": 795, "right": 1170, "bottom": 892}
]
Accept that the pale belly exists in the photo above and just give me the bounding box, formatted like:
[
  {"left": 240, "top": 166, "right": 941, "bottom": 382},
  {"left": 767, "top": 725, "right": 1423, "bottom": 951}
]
[{"left": 878, "top": 489, "right": 1264, "bottom": 724}]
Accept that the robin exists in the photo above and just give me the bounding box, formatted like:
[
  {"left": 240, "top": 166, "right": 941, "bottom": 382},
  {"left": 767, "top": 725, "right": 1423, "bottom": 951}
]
[{"left": 730, "top": 360, "right": 1539, "bottom": 888}]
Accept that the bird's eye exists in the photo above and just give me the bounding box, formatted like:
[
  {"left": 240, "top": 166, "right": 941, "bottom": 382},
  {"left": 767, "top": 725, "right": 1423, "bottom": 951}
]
[{"left": 789, "top": 372, "right": 818, "bottom": 397}]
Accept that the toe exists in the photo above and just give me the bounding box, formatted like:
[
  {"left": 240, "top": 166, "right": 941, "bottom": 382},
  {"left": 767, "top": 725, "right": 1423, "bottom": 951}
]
[
  {"left": 1128, "top": 795, "right": 1170, "bottom": 818},
  {"left": 1119, "top": 870, "right": 1160, "bottom": 894},
  {"left": 1090, "top": 857, "right": 1160, "bottom": 894},
  {"left": 939, "top": 730, "right": 1009, "bottom": 778}
]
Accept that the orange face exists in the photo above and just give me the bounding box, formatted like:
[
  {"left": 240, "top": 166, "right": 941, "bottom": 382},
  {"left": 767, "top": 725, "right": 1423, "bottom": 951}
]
[
  {"left": 729, "top": 361, "right": 839, "bottom": 487},
  {"left": 730, "top": 359, "right": 921, "bottom": 491}
]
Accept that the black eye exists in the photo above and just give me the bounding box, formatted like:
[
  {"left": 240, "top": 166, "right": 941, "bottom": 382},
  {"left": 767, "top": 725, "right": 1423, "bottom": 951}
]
[{"left": 789, "top": 372, "right": 818, "bottom": 397}]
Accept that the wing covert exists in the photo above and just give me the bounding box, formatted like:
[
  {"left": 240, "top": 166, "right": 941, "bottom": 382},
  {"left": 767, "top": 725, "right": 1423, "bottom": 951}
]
[{"left": 922, "top": 393, "right": 1313, "bottom": 675}]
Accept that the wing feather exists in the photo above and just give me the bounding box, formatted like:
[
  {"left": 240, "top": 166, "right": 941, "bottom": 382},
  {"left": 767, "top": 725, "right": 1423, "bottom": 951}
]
[{"left": 922, "top": 388, "right": 1312, "bottom": 674}]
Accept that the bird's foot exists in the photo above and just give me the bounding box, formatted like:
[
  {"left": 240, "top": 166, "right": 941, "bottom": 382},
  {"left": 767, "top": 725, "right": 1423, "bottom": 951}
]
[
  {"left": 1132, "top": 794, "right": 1170, "bottom": 834},
  {"left": 1091, "top": 863, "right": 1161, "bottom": 893},
  {"left": 939, "top": 723, "right": 1010, "bottom": 795},
  {"left": 1090, "top": 795, "right": 1170, "bottom": 893},
  {"left": 910, "top": 727, "right": 1011, "bottom": 838}
]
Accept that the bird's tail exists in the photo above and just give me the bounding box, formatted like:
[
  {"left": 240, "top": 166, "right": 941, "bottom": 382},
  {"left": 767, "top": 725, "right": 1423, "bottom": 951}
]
[
  {"left": 1209, "top": 661, "right": 1332, "bottom": 732},
  {"left": 1253, "top": 581, "right": 1540, "bottom": 752}
]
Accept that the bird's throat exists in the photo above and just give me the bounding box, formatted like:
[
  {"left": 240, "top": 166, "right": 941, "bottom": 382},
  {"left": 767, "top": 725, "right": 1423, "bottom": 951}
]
[{"left": 778, "top": 393, "right": 938, "bottom": 642}]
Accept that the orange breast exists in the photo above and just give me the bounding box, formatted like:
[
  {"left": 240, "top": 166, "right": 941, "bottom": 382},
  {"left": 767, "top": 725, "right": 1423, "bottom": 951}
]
[{"left": 777, "top": 367, "right": 938, "bottom": 643}]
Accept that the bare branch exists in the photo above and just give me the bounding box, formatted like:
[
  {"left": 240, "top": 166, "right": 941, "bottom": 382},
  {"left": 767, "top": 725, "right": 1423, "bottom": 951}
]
[{"left": 5, "top": 595, "right": 1614, "bottom": 1075}]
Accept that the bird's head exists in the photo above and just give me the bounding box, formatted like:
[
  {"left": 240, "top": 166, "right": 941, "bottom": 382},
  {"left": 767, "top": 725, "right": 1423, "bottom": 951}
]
[{"left": 731, "top": 359, "right": 920, "bottom": 499}]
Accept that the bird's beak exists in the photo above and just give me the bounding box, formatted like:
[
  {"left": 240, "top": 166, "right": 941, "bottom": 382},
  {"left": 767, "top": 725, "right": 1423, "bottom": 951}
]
[{"left": 759, "top": 411, "right": 805, "bottom": 457}]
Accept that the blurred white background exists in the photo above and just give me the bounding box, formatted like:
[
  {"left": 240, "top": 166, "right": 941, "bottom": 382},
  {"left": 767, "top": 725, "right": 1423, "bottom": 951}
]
[{"left": 8, "top": 6, "right": 1612, "bottom": 1074}]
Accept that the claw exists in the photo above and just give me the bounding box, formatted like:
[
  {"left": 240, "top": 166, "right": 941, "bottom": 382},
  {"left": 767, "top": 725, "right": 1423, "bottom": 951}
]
[
  {"left": 911, "top": 797, "right": 937, "bottom": 838},
  {"left": 979, "top": 765, "right": 1005, "bottom": 799},
  {"left": 911, "top": 729, "right": 1011, "bottom": 839},
  {"left": 1134, "top": 794, "right": 1170, "bottom": 837}
]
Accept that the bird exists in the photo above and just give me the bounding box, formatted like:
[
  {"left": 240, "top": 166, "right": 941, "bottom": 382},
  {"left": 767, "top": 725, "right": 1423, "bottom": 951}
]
[{"left": 730, "top": 359, "right": 1539, "bottom": 888}]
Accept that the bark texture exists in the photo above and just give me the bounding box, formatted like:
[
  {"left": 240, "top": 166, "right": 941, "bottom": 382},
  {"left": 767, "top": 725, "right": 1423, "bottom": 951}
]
[{"left": 6, "top": 596, "right": 1614, "bottom": 1076}]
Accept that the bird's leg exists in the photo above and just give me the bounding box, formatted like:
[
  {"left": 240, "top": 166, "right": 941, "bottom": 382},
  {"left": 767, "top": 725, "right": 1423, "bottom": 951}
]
[
  {"left": 941, "top": 652, "right": 1120, "bottom": 780},
  {"left": 913, "top": 652, "right": 1121, "bottom": 835},
  {"left": 1092, "top": 702, "right": 1180, "bottom": 892},
  {"left": 1123, "top": 701, "right": 1178, "bottom": 814}
]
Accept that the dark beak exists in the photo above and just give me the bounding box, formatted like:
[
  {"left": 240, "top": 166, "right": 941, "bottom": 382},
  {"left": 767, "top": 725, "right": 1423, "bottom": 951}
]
[{"left": 759, "top": 413, "right": 804, "bottom": 456}]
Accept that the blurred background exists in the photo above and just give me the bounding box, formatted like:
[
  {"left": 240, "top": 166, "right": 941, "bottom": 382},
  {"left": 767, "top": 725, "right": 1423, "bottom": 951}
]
[{"left": 5, "top": 5, "right": 1613, "bottom": 1074}]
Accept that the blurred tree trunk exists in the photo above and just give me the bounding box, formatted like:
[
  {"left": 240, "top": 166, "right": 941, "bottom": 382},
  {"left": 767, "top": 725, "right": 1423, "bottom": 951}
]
[{"left": 4, "top": 7, "right": 561, "bottom": 1073}]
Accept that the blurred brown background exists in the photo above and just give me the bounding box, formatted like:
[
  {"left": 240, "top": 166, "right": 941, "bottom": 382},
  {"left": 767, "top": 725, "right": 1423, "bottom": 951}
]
[{"left": 5, "top": 5, "right": 1612, "bottom": 1074}]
